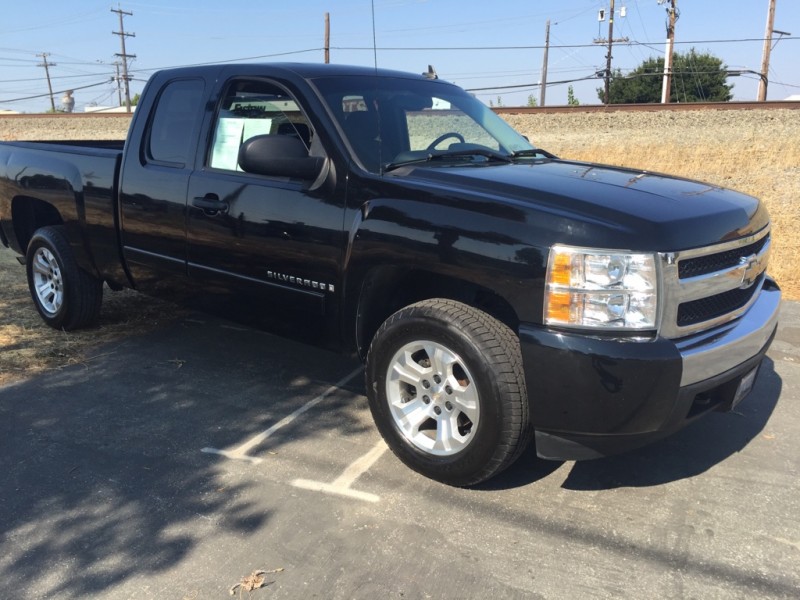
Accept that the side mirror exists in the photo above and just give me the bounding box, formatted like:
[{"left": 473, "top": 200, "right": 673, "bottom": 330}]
[{"left": 238, "top": 135, "right": 323, "bottom": 180}]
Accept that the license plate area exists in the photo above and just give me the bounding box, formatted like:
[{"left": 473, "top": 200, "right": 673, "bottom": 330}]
[{"left": 732, "top": 367, "right": 759, "bottom": 409}]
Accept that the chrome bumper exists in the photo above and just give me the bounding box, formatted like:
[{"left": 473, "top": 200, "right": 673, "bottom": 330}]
[{"left": 677, "top": 279, "right": 780, "bottom": 387}]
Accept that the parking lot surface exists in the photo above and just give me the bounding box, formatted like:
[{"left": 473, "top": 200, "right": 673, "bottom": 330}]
[{"left": 1, "top": 304, "right": 798, "bottom": 599}]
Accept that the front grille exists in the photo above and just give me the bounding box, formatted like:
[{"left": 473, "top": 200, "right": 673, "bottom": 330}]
[
  {"left": 677, "top": 275, "right": 763, "bottom": 327},
  {"left": 659, "top": 226, "right": 771, "bottom": 339},
  {"left": 678, "top": 235, "right": 770, "bottom": 279}
]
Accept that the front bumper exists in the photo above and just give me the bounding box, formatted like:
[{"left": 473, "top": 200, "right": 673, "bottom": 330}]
[{"left": 520, "top": 278, "right": 781, "bottom": 461}]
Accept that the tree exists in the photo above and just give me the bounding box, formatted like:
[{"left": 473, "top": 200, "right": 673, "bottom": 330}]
[
  {"left": 567, "top": 86, "right": 580, "bottom": 106},
  {"left": 526, "top": 94, "right": 537, "bottom": 107},
  {"left": 131, "top": 93, "right": 140, "bottom": 106},
  {"left": 597, "top": 49, "right": 733, "bottom": 104}
]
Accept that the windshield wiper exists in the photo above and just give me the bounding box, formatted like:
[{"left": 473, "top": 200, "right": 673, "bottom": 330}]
[
  {"left": 432, "top": 147, "right": 514, "bottom": 163},
  {"left": 383, "top": 147, "right": 513, "bottom": 173},
  {"left": 510, "top": 148, "right": 556, "bottom": 159}
]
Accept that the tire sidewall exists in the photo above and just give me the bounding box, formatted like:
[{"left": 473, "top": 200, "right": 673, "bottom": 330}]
[{"left": 367, "top": 310, "right": 507, "bottom": 485}]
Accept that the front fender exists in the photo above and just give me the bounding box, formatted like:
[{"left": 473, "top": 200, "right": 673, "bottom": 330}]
[{"left": 342, "top": 196, "right": 547, "bottom": 355}]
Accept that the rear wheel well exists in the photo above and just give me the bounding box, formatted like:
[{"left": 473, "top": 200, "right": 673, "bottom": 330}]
[
  {"left": 11, "top": 196, "right": 63, "bottom": 253},
  {"left": 356, "top": 267, "right": 520, "bottom": 358}
]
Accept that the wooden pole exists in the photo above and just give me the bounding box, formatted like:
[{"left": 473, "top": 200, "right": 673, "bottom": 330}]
[
  {"left": 661, "top": 0, "right": 677, "bottom": 104},
  {"left": 540, "top": 20, "right": 550, "bottom": 107},
  {"left": 324, "top": 12, "right": 330, "bottom": 64},
  {"left": 758, "top": 0, "right": 777, "bottom": 101}
]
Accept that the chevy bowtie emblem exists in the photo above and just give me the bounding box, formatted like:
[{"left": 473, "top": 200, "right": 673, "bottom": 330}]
[{"left": 739, "top": 254, "right": 762, "bottom": 289}]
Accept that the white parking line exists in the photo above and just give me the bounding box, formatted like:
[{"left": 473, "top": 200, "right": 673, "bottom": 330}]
[
  {"left": 292, "top": 440, "right": 388, "bottom": 503},
  {"left": 201, "top": 366, "right": 362, "bottom": 464}
]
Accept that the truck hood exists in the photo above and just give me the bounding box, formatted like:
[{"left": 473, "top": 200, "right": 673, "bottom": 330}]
[{"left": 396, "top": 159, "right": 768, "bottom": 250}]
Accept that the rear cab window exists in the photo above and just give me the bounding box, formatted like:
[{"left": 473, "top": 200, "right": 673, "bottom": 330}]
[{"left": 146, "top": 79, "right": 205, "bottom": 167}]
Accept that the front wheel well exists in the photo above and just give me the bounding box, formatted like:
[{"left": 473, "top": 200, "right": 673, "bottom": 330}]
[{"left": 356, "top": 267, "right": 520, "bottom": 359}]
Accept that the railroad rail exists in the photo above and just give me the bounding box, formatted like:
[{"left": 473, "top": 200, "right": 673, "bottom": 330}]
[
  {"left": 1, "top": 100, "right": 799, "bottom": 119},
  {"left": 494, "top": 100, "right": 800, "bottom": 115},
  {"left": 0, "top": 112, "right": 134, "bottom": 119}
]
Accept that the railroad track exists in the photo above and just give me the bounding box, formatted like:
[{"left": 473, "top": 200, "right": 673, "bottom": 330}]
[
  {"left": 0, "top": 112, "right": 133, "bottom": 119},
  {"left": 495, "top": 100, "right": 800, "bottom": 114},
  {"left": 2, "top": 100, "right": 798, "bottom": 119}
]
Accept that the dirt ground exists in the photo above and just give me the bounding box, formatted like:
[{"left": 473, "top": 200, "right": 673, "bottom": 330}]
[{"left": 0, "top": 250, "right": 183, "bottom": 386}]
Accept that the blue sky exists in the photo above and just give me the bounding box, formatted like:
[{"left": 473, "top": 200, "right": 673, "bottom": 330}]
[{"left": 1, "top": 0, "right": 798, "bottom": 112}]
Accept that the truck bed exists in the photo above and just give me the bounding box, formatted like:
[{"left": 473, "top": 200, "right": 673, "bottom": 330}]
[{"left": 0, "top": 140, "right": 128, "bottom": 287}]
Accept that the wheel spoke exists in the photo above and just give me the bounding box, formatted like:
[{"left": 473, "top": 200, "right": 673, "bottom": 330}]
[
  {"left": 35, "top": 280, "right": 52, "bottom": 296},
  {"left": 427, "top": 343, "right": 455, "bottom": 376},
  {"left": 390, "top": 352, "right": 426, "bottom": 387},
  {"left": 396, "top": 400, "right": 430, "bottom": 435},
  {"left": 434, "top": 414, "right": 456, "bottom": 453},
  {"left": 32, "top": 253, "right": 51, "bottom": 276},
  {"left": 451, "top": 381, "right": 479, "bottom": 421}
]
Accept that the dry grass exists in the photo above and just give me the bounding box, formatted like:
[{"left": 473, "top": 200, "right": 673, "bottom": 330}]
[
  {"left": 0, "top": 250, "right": 184, "bottom": 386},
  {"left": 563, "top": 142, "right": 799, "bottom": 300},
  {"left": 506, "top": 109, "right": 800, "bottom": 299}
]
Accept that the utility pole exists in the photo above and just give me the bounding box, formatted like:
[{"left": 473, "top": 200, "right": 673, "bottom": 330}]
[
  {"left": 37, "top": 53, "right": 57, "bottom": 112},
  {"left": 660, "top": 0, "right": 678, "bottom": 103},
  {"left": 594, "top": 2, "right": 628, "bottom": 104},
  {"left": 604, "top": 0, "right": 615, "bottom": 104},
  {"left": 324, "top": 12, "right": 331, "bottom": 64},
  {"left": 758, "top": 0, "right": 777, "bottom": 101},
  {"left": 113, "top": 61, "right": 123, "bottom": 107},
  {"left": 540, "top": 20, "right": 550, "bottom": 106},
  {"left": 111, "top": 6, "right": 136, "bottom": 112}
]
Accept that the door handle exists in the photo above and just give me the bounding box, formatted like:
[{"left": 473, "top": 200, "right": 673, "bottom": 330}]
[{"left": 192, "top": 195, "right": 229, "bottom": 214}]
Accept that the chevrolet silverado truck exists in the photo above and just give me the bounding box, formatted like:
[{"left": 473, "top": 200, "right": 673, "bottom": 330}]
[{"left": 0, "top": 64, "right": 780, "bottom": 486}]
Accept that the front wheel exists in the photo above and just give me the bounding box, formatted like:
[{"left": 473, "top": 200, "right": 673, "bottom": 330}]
[
  {"left": 26, "top": 225, "right": 103, "bottom": 330},
  {"left": 365, "top": 299, "right": 530, "bottom": 486}
]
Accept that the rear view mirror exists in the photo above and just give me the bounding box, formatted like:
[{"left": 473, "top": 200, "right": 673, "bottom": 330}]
[{"left": 238, "top": 135, "right": 323, "bottom": 180}]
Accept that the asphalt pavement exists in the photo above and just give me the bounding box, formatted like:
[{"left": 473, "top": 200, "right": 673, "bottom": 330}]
[{"left": 1, "top": 302, "right": 798, "bottom": 599}]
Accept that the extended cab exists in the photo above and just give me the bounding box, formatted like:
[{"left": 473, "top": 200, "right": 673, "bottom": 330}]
[{"left": 0, "top": 64, "right": 780, "bottom": 485}]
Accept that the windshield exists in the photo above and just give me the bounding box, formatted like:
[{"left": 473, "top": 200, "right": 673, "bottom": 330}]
[{"left": 312, "top": 75, "right": 536, "bottom": 173}]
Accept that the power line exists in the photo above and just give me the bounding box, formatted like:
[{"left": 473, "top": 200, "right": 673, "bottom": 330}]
[
  {"left": 0, "top": 79, "right": 112, "bottom": 104},
  {"left": 330, "top": 36, "right": 799, "bottom": 51}
]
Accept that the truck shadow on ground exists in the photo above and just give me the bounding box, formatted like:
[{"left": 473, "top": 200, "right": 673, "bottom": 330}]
[
  {"left": 482, "top": 358, "right": 783, "bottom": 491},
  {"left": 0, "top": 316, "right": 364, "bottom": 598}
]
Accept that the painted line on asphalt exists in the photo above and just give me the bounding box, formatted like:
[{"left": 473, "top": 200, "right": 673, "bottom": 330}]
[
  {"left": 201, "top": 366, "right": 362, "bottom": 464},
  {"left": 292, "top": 439, "right": 388, "bottom": 503}
]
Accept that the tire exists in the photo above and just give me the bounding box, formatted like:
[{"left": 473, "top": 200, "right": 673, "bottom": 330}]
[
  {"left": 26, "top": 225, "right": 103, "bottom": 330},
  {"left": 365, "top": 299, "right": 530, "bottom": 486}
]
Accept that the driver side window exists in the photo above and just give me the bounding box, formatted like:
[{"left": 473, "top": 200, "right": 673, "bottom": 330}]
[{"left": 209, "top": 80, "right": 313, "bottom": 171}]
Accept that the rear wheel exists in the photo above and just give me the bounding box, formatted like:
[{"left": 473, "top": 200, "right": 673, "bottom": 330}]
[
  {"left": 365, "top": 299, "right": 530, "bottom": 486},
  {"left": 26, "top": 226, "right": 103, "bottom": 330}
]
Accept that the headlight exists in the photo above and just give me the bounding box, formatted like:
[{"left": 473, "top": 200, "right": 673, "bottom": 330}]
[{"left": 544, "top": 245, "right": 659, "bottom": 330}]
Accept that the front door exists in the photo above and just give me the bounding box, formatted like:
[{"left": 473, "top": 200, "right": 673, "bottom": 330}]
[{"left": 185, "top": 78, "right": 345, "bottom": 338}]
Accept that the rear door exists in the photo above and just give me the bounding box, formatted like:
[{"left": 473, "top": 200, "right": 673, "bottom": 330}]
[{"left": 119, "top": 76, "right": 206, "bottom": 288}]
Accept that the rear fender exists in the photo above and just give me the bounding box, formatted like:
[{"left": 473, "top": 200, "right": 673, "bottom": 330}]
[{"left": 5, "top": 150, "right": 94, "bottom": 273}]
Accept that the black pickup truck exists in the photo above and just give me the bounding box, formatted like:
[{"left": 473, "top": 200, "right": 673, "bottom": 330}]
[{"left": 0, "top": 64, "right": 780, "bottom": 485}]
